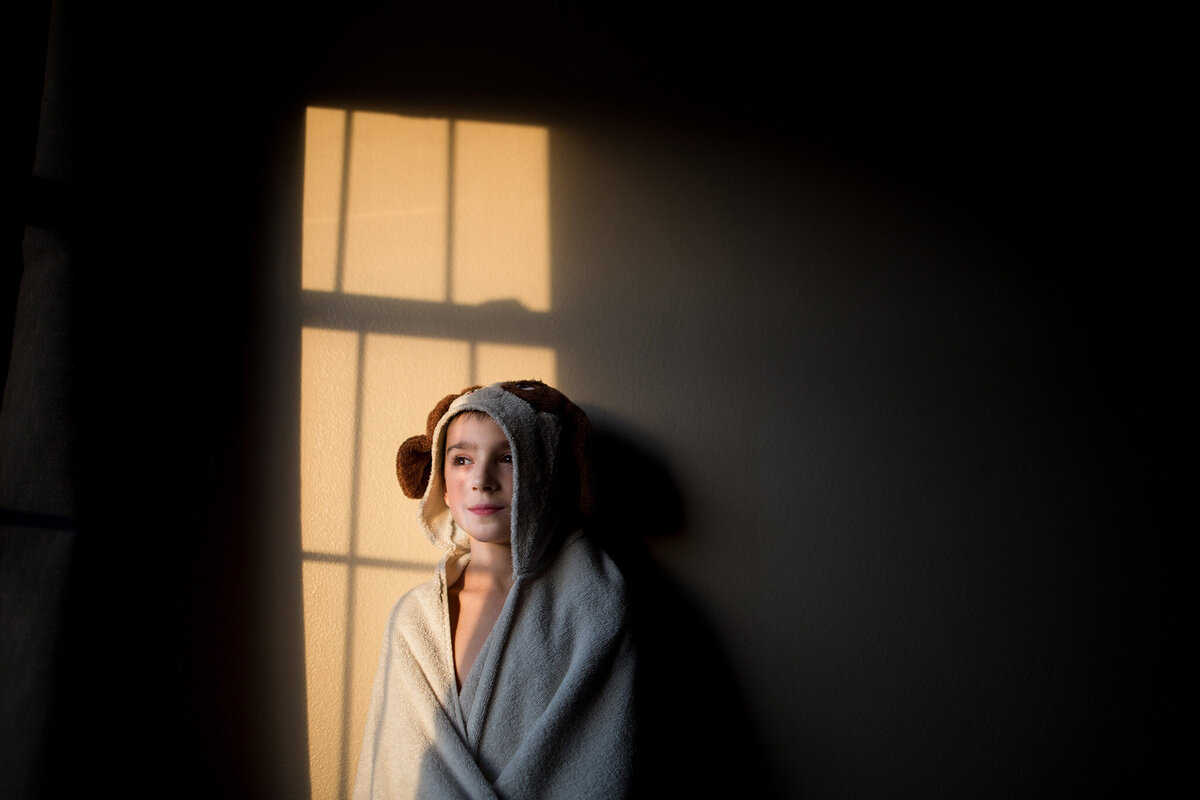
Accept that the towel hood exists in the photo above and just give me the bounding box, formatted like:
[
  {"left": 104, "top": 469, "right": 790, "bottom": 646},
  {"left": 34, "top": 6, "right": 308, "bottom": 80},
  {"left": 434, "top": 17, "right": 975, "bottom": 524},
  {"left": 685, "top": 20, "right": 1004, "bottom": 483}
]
[{"left": 396, "top": 381, "right": 593, "bottom": 577}]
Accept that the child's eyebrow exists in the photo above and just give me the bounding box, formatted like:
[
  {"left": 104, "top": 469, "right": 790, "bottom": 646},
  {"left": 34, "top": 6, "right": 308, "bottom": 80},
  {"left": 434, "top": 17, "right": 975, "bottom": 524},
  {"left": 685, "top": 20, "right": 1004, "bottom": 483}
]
[{"left": 446, "top": 440, "right": 511, "bottom": 455}]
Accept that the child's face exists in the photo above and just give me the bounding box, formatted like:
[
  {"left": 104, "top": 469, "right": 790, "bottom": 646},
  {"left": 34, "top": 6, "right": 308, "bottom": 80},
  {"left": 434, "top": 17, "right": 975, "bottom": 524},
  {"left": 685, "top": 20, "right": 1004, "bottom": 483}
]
[{"left": 443, "top": 414, "right": 513, "bottom": 545}]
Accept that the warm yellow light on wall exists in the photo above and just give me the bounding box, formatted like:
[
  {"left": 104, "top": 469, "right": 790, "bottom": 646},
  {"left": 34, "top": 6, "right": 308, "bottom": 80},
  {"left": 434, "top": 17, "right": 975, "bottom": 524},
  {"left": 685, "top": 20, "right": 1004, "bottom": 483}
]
[
  {"left": 300, "top": 105, "right": 556, "bottom": 800},
  {"left": 302, "top": 108, "right": 450, "bottom": 299},
  {"left": 354, "top": 334, "right": 471, "bottom": 563},
  {"left": 301, "top": 559, "right": 349, "bottom": 800},
  {"left": 475, "top": 342, "right": 557, "bottom": 386},
  {"left": 301, "top": 108, "right": 347, "bottom": 293},
  {"left": 452, "top": 121, "right": 551, "bottom": 311},
  {"left": 301, "top": 108, "right": 550, "bottom": 311},
  {"left": 300, "top": 327, "right": 359, "bottom": 554}
]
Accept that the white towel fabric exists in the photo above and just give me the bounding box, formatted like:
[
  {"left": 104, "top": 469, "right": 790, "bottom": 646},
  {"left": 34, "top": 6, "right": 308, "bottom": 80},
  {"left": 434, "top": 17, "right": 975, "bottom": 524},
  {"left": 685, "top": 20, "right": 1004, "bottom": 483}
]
[{"left": 353, "top": 383, "right": 635, "bottom": 799}]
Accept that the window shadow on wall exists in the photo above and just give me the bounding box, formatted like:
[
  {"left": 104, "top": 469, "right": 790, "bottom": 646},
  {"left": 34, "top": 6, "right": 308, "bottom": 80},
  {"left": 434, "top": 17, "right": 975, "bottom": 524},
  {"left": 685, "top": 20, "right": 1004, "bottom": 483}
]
[
  {"left": 298, "top": 105, "right": 778, "bottom": 799},
  {"left": 299, "top": 107, "right": 566, "bottom": 799}
]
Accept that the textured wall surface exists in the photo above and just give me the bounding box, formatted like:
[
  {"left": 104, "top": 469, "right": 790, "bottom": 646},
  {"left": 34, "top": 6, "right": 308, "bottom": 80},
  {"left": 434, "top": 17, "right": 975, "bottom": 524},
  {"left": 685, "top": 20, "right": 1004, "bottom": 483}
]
[{"left": 3, "top": 2, "right": 1178, "bottom": 798}]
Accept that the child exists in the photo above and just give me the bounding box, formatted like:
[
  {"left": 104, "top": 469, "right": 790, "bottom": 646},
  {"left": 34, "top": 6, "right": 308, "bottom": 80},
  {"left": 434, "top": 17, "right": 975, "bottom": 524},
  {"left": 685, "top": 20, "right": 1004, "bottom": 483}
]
[{"left": 353, "top": 381, "right": 635, "bottom": 799}]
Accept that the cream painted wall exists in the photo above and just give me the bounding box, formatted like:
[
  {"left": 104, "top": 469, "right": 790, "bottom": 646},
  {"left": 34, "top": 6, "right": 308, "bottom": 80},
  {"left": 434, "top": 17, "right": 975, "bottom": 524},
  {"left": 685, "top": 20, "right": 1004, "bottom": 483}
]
[
  {"left": 537, "top": 123, "right": 1121, "bottom": 797},
  {"left": 298, "top": 110, "right": 1132, "bottom": 798},
  {"left": 8, "top": 5, "right": 1164, "bottom": 799}
]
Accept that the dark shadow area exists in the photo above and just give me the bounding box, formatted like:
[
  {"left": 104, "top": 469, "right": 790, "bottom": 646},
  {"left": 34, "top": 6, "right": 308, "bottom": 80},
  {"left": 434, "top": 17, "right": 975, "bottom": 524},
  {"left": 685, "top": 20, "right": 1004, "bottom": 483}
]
[
  {"left": 588, "top": 419, "right": 783, "bottom": 799},
  {"left": 6, "top": 4, "right": 312, "bottom": 798}
]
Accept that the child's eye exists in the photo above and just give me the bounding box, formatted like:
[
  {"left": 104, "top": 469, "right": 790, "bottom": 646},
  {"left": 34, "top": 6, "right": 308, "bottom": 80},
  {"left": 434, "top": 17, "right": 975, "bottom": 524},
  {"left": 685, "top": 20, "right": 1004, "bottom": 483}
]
[
  {"left": 451, "top": 455, "right": 470, "bottom": 466},
  {"left": 500, "top": 453, "right": 512, "bottom": 464}
]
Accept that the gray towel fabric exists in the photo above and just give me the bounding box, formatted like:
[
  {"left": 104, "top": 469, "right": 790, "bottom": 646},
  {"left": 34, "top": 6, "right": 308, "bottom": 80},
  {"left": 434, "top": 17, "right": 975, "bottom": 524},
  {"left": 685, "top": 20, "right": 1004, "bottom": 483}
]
[{"left": 354, "top": 384, "right": 635, "bottom": 799}]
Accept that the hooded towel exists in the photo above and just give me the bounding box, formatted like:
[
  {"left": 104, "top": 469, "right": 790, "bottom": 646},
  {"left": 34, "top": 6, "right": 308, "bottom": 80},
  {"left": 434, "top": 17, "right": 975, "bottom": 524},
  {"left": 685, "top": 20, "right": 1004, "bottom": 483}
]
[{"left": 353, "top": 382, "right": 635, "bottom": 799}]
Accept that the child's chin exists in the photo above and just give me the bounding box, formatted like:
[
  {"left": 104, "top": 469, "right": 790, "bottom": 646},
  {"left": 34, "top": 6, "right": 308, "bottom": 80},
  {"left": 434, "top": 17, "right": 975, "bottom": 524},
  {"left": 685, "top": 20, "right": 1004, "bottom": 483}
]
[
  {"left": 465, "top": 522, "right": 512, "bottom": 545},
  {"left": 468, "top": 535, "right": 512, "bottom": 547}
]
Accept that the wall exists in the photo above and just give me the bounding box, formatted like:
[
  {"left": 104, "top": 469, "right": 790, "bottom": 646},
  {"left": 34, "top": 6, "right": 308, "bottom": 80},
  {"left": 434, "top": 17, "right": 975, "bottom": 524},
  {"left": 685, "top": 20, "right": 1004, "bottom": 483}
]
[
  {"left": 546, "top": 121, "right": 1150, "bottom": 796},
  {"left": 2, "top": 2, "right": 1178, "bottom": 798}
]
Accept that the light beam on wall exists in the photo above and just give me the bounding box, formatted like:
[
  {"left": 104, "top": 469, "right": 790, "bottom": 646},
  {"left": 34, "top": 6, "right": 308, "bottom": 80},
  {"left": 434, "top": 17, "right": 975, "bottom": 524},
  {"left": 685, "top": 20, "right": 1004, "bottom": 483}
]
[{"left": 299, "top": 107, "right": 555, "bottom": 800}]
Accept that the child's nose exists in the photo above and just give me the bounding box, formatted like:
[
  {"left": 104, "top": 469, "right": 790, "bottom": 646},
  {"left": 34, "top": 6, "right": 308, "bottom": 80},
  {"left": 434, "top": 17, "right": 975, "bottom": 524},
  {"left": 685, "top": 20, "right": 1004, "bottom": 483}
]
[{"left": 472, "top": 466, "right": 497, "bottom": 490}]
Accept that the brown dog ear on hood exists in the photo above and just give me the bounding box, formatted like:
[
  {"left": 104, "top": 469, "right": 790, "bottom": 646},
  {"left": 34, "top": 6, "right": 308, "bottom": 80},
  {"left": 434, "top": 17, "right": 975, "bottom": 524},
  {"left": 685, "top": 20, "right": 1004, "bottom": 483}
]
[{"left": 395, "top": 385, "right": 481, "bottom": 499}]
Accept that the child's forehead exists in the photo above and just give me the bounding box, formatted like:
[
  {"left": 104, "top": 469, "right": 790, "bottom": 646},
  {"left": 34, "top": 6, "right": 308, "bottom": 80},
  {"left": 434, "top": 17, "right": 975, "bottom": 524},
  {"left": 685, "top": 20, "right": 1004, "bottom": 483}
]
[{"left": 445, "top": 412, "right": 509, "bottom": 447}]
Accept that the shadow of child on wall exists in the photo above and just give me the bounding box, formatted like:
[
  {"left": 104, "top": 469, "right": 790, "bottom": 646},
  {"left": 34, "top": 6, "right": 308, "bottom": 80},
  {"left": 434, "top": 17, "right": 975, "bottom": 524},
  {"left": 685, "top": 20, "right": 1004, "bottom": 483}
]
[{"left": 587, "top": 420, "right": 783, "bottom": 799}]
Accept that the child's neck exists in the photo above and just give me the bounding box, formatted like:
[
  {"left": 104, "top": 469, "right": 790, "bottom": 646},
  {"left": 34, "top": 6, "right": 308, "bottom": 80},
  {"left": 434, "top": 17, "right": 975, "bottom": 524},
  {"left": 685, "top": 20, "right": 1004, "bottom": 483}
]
[
  {"left": 464, "top": 539, "right": 514, "bottom": 590},
  {"left": 450, "top": 539, "right": 513, "bottom": 690}
]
